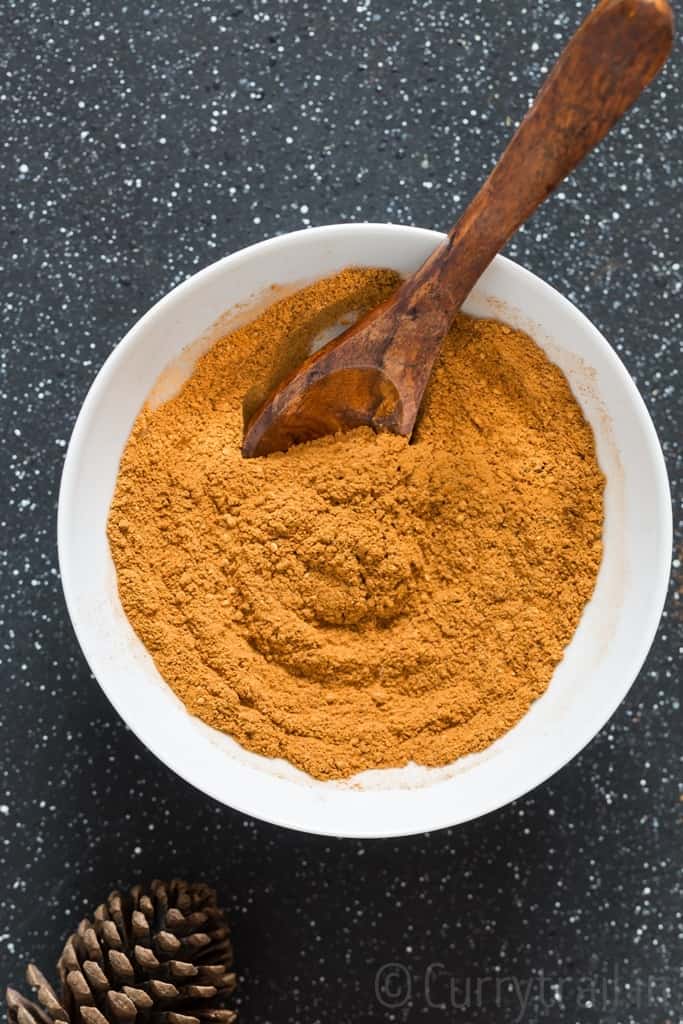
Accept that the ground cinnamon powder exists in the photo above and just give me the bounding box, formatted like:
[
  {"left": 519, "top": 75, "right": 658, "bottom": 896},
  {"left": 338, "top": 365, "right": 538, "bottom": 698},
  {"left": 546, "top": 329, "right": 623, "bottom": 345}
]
[{"left": 108, "top": 268, "right": 604, "bottom": 780}]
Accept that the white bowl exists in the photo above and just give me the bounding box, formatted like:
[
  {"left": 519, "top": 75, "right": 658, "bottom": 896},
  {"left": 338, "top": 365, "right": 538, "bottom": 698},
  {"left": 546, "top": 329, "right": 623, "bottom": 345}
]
[{"left": 58, "top": 224, "right": 672, "bottom": 838}]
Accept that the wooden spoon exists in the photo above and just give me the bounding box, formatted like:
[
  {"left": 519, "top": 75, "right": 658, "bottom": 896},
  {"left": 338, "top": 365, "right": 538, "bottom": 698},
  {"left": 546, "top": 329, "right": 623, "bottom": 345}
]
[{"left": 242, "top": 0, "right": 673, "bottom": 458}]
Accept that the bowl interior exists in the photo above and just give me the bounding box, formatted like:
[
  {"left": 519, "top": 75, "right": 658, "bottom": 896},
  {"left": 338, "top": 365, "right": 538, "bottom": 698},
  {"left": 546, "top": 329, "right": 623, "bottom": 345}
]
[{"left": 58, "top": 224, "right": 671, "bottom": 837}]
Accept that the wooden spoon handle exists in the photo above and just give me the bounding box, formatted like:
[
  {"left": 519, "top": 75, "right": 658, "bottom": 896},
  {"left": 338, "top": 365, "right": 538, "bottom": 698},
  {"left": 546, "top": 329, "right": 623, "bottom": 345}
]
[
  {"left": 432, "top": 0, "right": 674, "bottom": 311},
  {"left": 385, "top": 0, "right": 673, "bottom": 388}
]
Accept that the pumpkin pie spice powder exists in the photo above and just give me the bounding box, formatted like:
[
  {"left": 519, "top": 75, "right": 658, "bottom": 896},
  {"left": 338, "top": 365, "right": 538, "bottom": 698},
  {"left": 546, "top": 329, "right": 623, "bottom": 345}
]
[{"left": 108, "top": 268, "right": 604, "bottom": 780}]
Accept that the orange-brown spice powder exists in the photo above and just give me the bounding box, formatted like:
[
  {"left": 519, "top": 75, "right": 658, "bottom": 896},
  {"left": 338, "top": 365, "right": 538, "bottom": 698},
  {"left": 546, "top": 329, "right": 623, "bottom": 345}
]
[{"left": 108, "top": 268, "right": 604, "bottom": 780}]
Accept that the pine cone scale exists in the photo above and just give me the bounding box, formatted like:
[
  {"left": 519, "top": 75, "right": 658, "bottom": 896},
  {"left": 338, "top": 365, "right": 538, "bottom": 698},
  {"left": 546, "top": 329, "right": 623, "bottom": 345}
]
[
  {"left": 119, "top": 992, "right": 150, "bottom": 1013},
  {"left": 164, "top": 967, "right": 194, "bottom": 984},
  {"left": 132, "top": 947, "right": 159, "bottom": 974},
  {"left": 78, "top": 1008, "right": 106, "bottom": 1024},
  {"left": 81, "top": 964, "right": 107, "bottom": 996}
]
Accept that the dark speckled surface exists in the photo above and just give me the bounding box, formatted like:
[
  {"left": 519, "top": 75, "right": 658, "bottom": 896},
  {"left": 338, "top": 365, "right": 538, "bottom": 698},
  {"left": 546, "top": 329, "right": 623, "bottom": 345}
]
[{"left": 1, "top": 1, "right": 681, "bottom": 1021}]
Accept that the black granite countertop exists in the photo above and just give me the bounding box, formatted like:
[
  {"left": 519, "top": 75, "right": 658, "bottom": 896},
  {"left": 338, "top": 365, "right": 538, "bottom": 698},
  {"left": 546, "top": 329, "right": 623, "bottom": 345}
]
[{"left": 2, "top": 1, "right": 681, "bottom": 1021}]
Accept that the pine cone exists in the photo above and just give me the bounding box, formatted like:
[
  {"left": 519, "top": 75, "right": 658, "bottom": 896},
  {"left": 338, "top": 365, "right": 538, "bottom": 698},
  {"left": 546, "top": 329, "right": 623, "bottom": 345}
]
[{"left": 6, "top": 881, "right": 236, "bottom": 1024}]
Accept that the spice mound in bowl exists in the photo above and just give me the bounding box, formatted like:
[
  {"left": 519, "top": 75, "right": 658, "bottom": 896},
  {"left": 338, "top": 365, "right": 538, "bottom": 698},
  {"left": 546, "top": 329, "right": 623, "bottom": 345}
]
[{"left": 107, "top": 267, "right": 604, "bottom": 781}]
